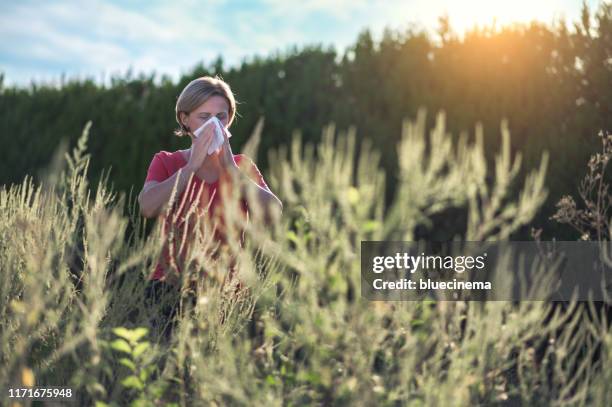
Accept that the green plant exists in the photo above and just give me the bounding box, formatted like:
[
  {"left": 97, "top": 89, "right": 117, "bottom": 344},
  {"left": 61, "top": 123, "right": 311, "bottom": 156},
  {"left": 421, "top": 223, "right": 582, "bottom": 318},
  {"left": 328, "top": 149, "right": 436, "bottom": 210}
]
[{"left": 91, "top": 327, "right": 177, "bottom": 407}]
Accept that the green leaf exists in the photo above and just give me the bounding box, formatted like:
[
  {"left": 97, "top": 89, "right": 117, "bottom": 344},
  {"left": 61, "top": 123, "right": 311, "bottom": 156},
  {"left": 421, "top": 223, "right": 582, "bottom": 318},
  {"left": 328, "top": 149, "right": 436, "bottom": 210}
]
[
  {"left": 286, "top": 230, "right": 299, "bottom": 244},
  {"left": 411, "top": 319, "right": 424, "bottom": 329},
  {"left": 130, "top": 327, "right": 149, "bottom": 342},
  {"left": 95, "top": 402, "right": 109, "bottom": 407},
  {"left": 101, "top": 364, "right": 114, "bottom": 379},
  {"left": 119, "top": 358, "right": 136, "bottom": 372},
  {"left": 110, "top": 339, "right": 132, "bottom": 354},
  {"left": 139, "top": 365, "right": 156, "bottom": 383},
  {"left": 113, "top": 327, "right": 148, "bottom": 343},
  {"left": 112, "top": 327, "right": 132, "bottom": 340},
  {"left": 121, "top": 375, "right": 144, "bottom": 390},
  {"left": 133, "top": 342, "right": 150, "bottom": 358},
  {"left": 130, "top": 398, "right": 149, "bottom": 407},
  {"left": 298, "top": 371, "right": 321, "bottom": 385},
  {"left": 150, "top": 382, "right": 167, "bottom": 398},
  {"left": 304, "top": 232, "right": 313, "bottom": 243},
  {"left": 139, "top": 368, "right": 149, "bottom": 383},
  {"left": 362, "top": 220, "right": 380, "bottom": 232}
]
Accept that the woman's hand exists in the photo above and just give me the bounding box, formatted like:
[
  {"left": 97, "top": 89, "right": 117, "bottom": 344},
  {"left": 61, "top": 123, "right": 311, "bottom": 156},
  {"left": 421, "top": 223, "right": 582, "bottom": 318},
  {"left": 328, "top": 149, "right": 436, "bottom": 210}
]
[
  {"left": 186, "top": 121, "right": 217, "bottom": 171},
  {"left": 218, "top": 125, "right": 240, "bottom": 174}
]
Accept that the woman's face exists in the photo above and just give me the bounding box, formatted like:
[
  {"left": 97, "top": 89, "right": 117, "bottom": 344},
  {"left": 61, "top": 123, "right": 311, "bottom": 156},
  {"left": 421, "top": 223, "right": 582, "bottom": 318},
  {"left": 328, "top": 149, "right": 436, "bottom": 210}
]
[{"left": 181, "top": 95, "right": 230, "bottom": 134}]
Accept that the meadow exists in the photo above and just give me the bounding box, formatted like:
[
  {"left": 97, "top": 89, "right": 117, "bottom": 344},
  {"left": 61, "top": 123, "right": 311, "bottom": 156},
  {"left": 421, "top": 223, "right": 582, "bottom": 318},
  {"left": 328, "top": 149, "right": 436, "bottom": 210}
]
[{"left": 1, "top": 109, "right": 610, "bottom": 406}]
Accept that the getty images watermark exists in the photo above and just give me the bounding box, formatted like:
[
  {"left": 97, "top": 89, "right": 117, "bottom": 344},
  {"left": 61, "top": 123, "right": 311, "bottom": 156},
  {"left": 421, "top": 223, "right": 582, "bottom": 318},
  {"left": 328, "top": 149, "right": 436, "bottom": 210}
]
[{"left": 361, "top": 241, "right": 611, "bottom": 301}]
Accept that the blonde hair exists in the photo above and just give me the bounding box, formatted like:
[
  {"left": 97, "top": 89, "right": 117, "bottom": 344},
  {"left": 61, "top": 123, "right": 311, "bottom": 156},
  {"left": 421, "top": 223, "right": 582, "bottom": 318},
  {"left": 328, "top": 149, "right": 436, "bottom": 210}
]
[{"left": 174, "top": 75, "right": 237, "bottom": 137}]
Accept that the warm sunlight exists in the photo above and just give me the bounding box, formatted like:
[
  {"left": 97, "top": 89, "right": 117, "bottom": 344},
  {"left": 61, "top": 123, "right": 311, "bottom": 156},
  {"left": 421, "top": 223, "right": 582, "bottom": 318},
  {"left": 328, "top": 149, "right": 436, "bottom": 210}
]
[{"left": 441, "top": 0, "right": 564, "bottom": 33}]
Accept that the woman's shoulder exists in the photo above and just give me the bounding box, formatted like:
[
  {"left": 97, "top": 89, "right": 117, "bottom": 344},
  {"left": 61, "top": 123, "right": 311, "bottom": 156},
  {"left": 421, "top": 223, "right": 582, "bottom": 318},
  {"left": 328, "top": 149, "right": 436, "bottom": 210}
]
[
  {"left": 152, "top": 149, "right": 189, "bottom": 164},
  {"left": 146, "top": 150, "right": 189, "bottom": 181},
  {"left": 154, "top": 149, "right": 186, "bottom": 159}
]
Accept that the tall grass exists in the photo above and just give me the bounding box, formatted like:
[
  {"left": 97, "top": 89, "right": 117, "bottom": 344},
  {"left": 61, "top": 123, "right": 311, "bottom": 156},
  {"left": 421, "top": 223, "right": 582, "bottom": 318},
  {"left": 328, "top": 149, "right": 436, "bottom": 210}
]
[{"left": 1, "top": 110, "right": 609, "bottom": 406}]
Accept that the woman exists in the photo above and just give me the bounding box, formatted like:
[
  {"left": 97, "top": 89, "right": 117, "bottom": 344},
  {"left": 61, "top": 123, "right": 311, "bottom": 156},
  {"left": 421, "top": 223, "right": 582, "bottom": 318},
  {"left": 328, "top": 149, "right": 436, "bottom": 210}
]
[{"left": 139, "top": 75, "right": 283, "bottom": 289}]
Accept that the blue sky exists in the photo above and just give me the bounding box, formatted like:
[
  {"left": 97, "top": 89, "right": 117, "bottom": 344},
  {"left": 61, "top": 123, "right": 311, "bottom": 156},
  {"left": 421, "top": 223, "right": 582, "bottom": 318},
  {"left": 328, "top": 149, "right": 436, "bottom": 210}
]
[{"left": 0, "top": 0, "right": 600, "bottom": 87}]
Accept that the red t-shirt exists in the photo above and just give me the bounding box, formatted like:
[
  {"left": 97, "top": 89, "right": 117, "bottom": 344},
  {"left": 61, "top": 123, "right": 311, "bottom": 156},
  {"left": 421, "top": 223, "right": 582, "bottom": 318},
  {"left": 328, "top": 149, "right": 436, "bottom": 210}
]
[{"left": 143, "top": 150, "right": 269, "bottom": 281}]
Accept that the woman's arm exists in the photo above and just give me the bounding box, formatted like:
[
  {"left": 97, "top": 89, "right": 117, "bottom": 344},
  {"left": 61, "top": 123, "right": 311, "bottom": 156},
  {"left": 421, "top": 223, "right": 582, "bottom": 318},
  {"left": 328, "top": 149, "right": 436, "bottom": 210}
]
[
  {"left": 140, "top": 132, "right": 217, "bottom": 218},
  {"left": 138, "top": 165, "right": 197, "bottom": 218},
  {"left": 231, "top": 168, "right": 283, "bottom": 224}
]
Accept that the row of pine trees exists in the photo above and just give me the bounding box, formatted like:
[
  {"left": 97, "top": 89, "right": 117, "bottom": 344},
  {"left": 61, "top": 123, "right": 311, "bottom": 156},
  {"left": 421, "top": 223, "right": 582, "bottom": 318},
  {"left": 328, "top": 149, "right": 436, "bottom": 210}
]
[{"left": 0, "top": 2, "right": 609, "bottom": 239}]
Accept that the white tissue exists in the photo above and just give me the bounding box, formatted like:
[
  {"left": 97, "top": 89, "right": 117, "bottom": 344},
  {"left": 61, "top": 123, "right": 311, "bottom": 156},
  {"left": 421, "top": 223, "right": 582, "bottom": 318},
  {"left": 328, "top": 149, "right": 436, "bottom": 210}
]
[{"left": 192, "top": 116, "right": 232, "bottom": 155}]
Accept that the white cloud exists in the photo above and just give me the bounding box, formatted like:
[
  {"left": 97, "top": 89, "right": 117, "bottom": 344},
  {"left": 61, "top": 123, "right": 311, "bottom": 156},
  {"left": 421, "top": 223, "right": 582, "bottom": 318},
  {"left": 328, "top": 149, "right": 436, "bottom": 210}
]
[{"left": 0, "top": 0, "right": 241, "bottom": 86}]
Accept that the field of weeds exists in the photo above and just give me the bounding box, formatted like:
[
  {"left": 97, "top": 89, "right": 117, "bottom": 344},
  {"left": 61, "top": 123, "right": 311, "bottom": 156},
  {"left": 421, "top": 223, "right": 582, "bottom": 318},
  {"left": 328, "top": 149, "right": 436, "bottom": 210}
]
[{"left": 1, "top": 110, "right": 610, "bottom": 406}]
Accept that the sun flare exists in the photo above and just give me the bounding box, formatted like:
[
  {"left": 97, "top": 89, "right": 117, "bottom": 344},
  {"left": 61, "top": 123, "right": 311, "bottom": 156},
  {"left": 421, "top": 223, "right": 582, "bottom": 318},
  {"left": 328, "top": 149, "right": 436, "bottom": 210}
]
[{"left": 442, "top": 0, "right": 562, "bottom": 33}]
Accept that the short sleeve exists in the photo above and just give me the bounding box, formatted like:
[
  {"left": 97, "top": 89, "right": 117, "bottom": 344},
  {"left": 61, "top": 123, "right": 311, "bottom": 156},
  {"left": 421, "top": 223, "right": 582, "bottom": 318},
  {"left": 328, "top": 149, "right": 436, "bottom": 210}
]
[
  {"left": 145, "top": 152, "right": 169, "bottom": 182},
  {"left": 237, "top": 154, "right": 269, "bottom": 190}
]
